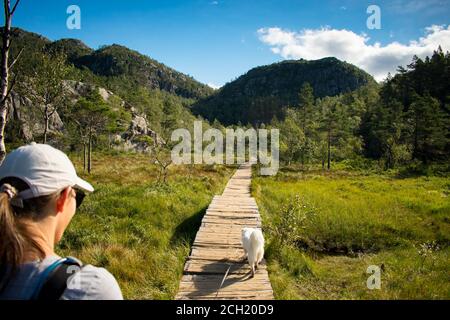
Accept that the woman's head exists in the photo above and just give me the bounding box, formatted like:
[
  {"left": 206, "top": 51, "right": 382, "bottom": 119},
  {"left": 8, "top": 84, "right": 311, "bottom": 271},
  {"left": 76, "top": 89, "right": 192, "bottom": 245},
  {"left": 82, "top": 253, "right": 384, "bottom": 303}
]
[{"left": 0, "top": 143, "right": 93, "bottom": 288}]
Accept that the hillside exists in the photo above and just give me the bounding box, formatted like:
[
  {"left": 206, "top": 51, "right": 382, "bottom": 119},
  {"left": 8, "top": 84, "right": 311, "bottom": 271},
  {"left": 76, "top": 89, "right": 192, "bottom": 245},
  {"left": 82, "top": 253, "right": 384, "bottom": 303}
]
[
  {"left": 48, "top": 38, "right": 93, "bottom": 61},
  {"left": 192, "top": 57, "right": 376, "bottom": 125},
  {"left": 3, "top": 28, "right": 205, "bottom": 150},
  {"left": 5, "top": 28, "right": 213, "bottom": 101},
  {"left": 74, "top": 44, "right": 213, "bottom": 99}
]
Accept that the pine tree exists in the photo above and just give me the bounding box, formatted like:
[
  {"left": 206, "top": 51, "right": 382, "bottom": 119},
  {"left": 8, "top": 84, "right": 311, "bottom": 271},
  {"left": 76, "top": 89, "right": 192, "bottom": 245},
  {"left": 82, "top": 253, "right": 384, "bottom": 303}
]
[
  {"left": 70, "top": 91, "right": 119, "bottom": 173},
  {"left": 408, "top": 93, "right": 449, "bottom": 163},
  {"left": 373, "top": 99, "right": 409, "bottom": 168},
  {"left": 278, "top": 108, "right": 304, "bottom": 165},
  {"left": 296, "top": 82, "right": 317, "bottom": 166}
]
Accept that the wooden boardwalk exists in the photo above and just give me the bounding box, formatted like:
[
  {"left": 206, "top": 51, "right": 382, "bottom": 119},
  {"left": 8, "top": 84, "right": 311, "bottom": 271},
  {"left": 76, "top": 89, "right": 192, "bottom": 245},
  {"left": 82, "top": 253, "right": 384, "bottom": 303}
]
[{"left": 176, "top": 164, "right": 274, "bottom": 300}]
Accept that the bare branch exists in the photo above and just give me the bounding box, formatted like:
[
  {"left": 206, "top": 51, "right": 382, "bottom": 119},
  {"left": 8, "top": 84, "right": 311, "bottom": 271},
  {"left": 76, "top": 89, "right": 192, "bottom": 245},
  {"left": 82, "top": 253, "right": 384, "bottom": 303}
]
[
  {"left": 48, "top": 106, "right": 58, "bottom": 117},
  {"left": 25, "top": 87, "right": 41, "bottom": 101},
  {"left": 10, "top": 0, "right": 20, "bottom": 16},
  {"left": 8, "top": 46, "right": 22, "bottom": 70}
]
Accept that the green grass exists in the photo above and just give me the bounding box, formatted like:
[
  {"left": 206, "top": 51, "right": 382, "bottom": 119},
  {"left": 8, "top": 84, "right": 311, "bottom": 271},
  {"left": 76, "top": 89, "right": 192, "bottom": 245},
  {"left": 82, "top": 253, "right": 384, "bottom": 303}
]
[
  {"left": 57, "top": 153, "right": 234, "bottom": 299},
  {"left": 53, "top": 151, "right": 449, "bottom": 299},
  {"left": 253, "top": 167, "right": 450, "bottom": 299}
]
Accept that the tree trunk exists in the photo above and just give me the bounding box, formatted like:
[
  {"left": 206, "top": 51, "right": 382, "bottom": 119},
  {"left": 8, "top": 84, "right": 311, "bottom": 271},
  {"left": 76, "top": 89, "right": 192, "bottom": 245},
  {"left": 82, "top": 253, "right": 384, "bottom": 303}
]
[
  {"left": 0, "top": 98, "right": 8, "bottom": 162},
  {"left": 0, "top": 1, "right": 12, "bottom": 163},
  {"left": 302, "top": 108, "right": 307, "bottom": 167},
  {"left": 386, "top": 144, "right": 393, "bottom": 169},
  {"left": 327, "top": 128, "right": 331, "bottom": 170},
  {"left": 88, "top": 134, "right": 92, "bottom": 174},
  {"left": 413, "top": 113, "right": 419, "bottom": 160},
  {"left": 43, "top": 113, "right": 49, "bottom": 144},
  {"left": 83, "top": 142, "right": 87, "bottom": 172}
]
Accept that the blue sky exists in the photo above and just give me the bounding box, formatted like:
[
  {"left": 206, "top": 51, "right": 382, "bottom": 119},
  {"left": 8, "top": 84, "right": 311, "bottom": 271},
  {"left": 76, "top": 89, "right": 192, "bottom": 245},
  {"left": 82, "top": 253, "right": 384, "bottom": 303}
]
[{"left": 6, "top": 0, "right": 450, "bottom": 86}]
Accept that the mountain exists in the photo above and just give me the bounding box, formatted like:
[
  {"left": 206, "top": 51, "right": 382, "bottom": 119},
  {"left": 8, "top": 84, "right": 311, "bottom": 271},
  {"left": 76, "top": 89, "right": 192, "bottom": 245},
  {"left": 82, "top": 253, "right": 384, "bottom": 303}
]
[
  {"left": 8, "top": 28, "right": 51, "bottom": 51},
  {"left": 73, "top": 44, "right": 213, "bottom": 99},
  {"left": 48, "top": 38, "right": 93, "bottom": 61},
  {"left": 5, "top": 28, "right": 213, "bottom": 101},
  {"left": 3, "top": 28, "right": 202, "bottom": 150},
  {"left": 192, "top": 57, "right": 377, "bottom": 125}
]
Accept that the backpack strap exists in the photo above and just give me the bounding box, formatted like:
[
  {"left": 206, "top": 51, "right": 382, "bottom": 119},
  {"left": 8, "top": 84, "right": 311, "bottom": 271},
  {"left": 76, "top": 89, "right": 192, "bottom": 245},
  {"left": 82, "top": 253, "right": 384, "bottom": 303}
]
[{"left": 32, "top": 257, "right": 83, "bottom": 300}]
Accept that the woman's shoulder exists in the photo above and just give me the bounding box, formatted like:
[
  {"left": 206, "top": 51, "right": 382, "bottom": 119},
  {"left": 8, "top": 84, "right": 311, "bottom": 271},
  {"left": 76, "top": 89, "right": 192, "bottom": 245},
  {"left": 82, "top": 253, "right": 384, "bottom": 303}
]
[{"left": 62, "top": 263, "right": 123, "bottom": 300}]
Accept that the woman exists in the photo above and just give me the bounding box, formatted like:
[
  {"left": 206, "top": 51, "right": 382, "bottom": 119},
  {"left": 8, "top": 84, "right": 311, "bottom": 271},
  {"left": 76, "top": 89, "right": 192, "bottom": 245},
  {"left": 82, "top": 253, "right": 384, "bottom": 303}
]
[{"left": 0, "top": 143, "right": 123, "bottom": 300}]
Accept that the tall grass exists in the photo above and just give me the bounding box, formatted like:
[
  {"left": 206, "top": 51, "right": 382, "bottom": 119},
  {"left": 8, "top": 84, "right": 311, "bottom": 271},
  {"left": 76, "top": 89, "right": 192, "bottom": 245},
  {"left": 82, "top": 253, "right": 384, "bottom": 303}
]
[
  {"left": 57, "top": 153, "right": 233, "bottom": 299},
  {"left": 253, "top": 168, "right": 450, "bottom": 299}
]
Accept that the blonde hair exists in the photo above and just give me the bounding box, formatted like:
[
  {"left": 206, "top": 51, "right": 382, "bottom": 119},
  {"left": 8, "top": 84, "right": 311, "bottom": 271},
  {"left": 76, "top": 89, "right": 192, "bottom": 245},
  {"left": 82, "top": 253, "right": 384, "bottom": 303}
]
[{"left": 0, "top": 177, "right": 60, "bottom": 292}]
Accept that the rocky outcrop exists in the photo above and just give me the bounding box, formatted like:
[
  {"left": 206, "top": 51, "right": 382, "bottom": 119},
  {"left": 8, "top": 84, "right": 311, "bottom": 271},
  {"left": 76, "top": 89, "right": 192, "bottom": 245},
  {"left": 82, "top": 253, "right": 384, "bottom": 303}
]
[
  {"left": 114, "top": 106, "right": 159, "bottom": 153},
  {"left": 7, "top": 81, "right": 159, "bottom": 152},
  {"left": 8, "top": 92, "right": 64, "bottom": 142}
]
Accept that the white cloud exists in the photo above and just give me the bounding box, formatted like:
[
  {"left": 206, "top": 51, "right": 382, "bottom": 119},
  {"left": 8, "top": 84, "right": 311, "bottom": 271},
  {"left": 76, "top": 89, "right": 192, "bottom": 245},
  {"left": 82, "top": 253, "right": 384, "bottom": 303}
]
[
  {"left": 210, "top": 1, "right": 219, "bottom": 5},
  {"left": 207, "top": 83, "right": 221, "bottom": 90},
  {"left": 257, "top": 25, "right": 450, "bottom": 82}
]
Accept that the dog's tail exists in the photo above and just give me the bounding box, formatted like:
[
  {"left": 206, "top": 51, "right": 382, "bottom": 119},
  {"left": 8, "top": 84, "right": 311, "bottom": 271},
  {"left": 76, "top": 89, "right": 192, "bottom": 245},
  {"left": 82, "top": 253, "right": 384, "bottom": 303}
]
[{"left": 250, "top": 230, "right": 263, "bottom": 250}]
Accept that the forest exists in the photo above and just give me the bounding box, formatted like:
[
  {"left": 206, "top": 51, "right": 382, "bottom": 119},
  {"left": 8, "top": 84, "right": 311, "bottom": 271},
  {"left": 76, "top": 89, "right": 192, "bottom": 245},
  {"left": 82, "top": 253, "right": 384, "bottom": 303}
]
[{"left": 269, "top": 48, "right": 449, "bottom": 171}]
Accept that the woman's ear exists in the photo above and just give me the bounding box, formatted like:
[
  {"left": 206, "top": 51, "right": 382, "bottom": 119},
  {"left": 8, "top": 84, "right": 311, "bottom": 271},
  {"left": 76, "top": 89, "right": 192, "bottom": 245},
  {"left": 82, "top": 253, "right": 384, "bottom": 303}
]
[{"left": 55, "top": 187, "right": 72, "bottom": 214}]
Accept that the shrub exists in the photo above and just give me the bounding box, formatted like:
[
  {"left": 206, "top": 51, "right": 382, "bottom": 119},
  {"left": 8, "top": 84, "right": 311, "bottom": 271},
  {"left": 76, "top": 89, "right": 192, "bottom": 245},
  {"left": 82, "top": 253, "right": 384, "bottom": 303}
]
[{"left": 269, "top": 195, "right": 316, "bottom": 247}]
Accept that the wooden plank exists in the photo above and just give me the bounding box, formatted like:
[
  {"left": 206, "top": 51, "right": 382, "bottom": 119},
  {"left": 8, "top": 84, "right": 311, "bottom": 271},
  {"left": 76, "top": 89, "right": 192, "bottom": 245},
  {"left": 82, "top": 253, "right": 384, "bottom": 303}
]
[
  {"left": 200, "top": 221, "right": 262, "bottom": 229},
  {"left": 200, "top": 219, "right": 260, "bottom": 225},
  {"left": 180, "top": 273, "right": 269, "bottom": 283},
  {"left": 178, "top": 281, "right": 272, "bottom": 292},
  {"left": 207, "top": 208, "right": 259, "bottom": 212},
  {"left": 194, "top": 230, "right": 257, "bottom": 237},
  {"left": 176, "top": 293, "right": 274, "bottom": 300},
  {"left": 206, "top": 208, "right": 259, "bottom": 213}
]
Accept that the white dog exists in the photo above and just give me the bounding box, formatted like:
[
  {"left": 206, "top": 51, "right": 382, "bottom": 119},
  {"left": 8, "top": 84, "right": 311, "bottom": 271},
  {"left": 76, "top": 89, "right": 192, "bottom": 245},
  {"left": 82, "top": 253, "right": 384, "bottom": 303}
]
[{"left": 241, "top": 227, "right": 265, "bottom": 277}]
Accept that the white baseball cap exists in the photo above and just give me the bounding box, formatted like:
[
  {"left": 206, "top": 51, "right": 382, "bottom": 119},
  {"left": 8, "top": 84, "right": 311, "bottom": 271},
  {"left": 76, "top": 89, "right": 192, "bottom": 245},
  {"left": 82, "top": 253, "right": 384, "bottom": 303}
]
[{"left": 0, "top": 142, "right": 94, "bottom": 199}]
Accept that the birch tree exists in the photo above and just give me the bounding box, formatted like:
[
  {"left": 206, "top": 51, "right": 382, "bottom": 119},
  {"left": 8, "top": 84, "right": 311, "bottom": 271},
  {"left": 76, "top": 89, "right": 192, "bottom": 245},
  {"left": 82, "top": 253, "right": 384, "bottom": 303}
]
[
  {"left": 26, "top": 52, "right": 70, "bottom": 144},
  {"left": 0, "top": 0, "right": 21, "bottom": 162}
]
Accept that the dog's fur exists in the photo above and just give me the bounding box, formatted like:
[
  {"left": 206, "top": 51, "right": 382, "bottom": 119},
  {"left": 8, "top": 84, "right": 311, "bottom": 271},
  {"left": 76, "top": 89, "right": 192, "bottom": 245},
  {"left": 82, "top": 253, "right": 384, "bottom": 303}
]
[{"left": 241, "top": 227, "right": 265, "bottom": 277}]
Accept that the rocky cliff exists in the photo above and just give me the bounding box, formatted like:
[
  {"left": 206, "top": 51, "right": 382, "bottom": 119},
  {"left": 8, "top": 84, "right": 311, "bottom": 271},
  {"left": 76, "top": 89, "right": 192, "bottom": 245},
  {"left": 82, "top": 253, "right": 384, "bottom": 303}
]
[{"left": 7, "top": 81, "right": 159, "bottom": 152}]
